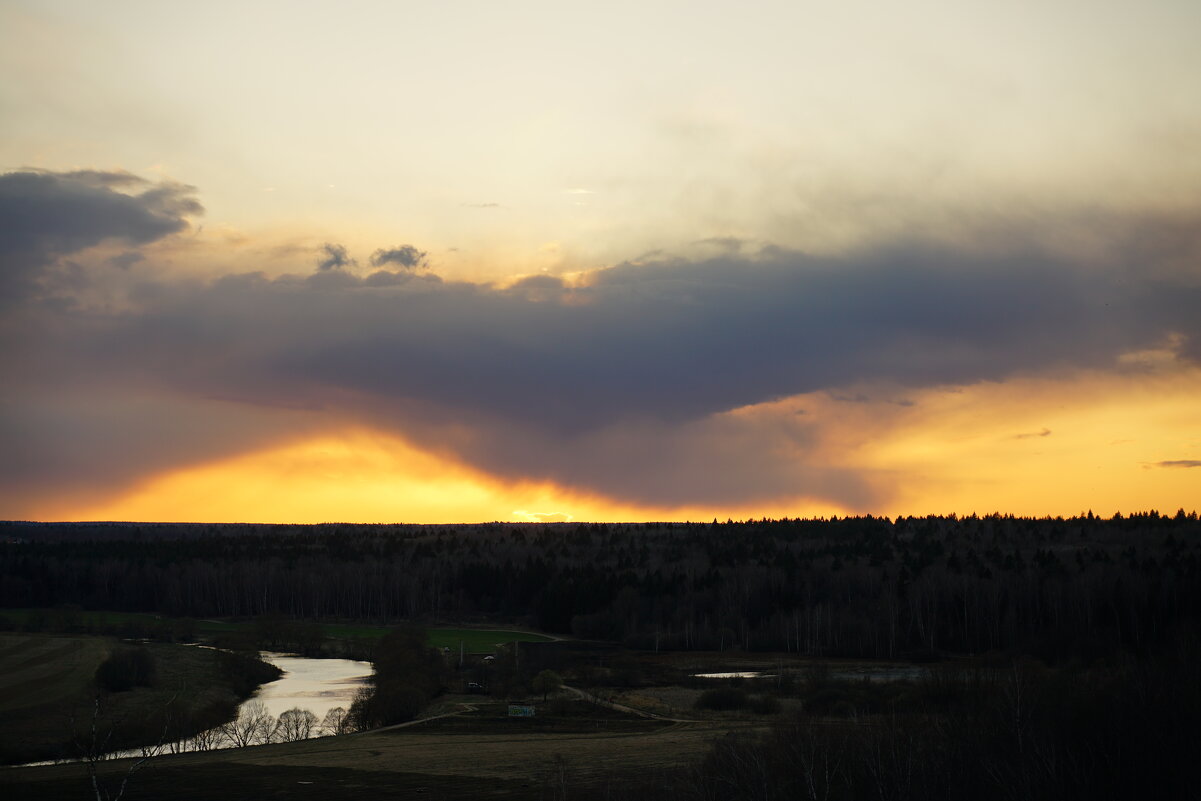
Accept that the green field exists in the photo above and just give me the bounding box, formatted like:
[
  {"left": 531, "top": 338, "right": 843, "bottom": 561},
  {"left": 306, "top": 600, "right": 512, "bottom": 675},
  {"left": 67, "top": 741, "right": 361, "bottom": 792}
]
[
  {"left": 426, "top": 628, "right": 553, "bottom": 652},
  {"left": 0, "top": 608, "right": 555, "bottom": 653}
]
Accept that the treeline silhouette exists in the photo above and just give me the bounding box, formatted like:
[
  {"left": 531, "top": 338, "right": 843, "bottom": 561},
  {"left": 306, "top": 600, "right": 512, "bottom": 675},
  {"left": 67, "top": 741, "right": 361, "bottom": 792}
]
[{"left": 2, "top": 511, "right": 1199, "bottom": 660}]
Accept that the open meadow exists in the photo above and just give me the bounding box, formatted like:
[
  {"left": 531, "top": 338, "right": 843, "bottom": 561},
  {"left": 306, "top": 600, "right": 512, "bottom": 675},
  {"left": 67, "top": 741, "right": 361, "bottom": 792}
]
[
  {"left": 0, "top": 608, "right": 552, "bottom": 654},
  {"left": 0, "top": 632, "right": 277, "bottom": 765},
  {"left": 0, "top": 633, "right": 112, "bottom": 763},
  {"left": 2, "top": 692, "right": 749, "bottom": 801}
]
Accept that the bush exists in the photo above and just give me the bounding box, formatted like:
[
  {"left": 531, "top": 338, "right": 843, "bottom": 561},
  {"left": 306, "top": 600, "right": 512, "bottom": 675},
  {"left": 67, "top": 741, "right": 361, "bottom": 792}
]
[
  {"left": 213, "top": 648, "right": 283, "bottom": 697},
  {"left": 695, "top": 687, "right": 748, "bottom": 711},
  {"left": 349, "top": 624, "right": 449, "bottom": 728}
]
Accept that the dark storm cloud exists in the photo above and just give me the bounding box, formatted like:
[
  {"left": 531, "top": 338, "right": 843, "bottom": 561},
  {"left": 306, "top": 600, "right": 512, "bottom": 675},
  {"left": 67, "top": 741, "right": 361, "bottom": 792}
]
[
  {"left": 3, "top": 169, "right": 1200, "bottom": 511},
  {"left": 316, "top": 242, "right": 355, "bottom": 271},
  {"left": 10, "top": 242, "right": 1196, "bottom": 505},
  {"left": 0, "top": 170, "right": 200, "bottom": 297},
  {"left": 0, "top": 394, "right": 325, "bottom": 511},
  {"left": 370, "top": 245, "right": 428, "bottom": 269}
]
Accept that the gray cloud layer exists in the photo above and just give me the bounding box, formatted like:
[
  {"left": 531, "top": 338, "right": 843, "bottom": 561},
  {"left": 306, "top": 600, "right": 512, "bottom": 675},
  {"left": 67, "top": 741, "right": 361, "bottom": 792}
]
[
  {"left": 2, "top": 170, "right": 1199, "bottom": 513},
  {"left": 0, "top": 170, "right": 200, "bottom": 299}
]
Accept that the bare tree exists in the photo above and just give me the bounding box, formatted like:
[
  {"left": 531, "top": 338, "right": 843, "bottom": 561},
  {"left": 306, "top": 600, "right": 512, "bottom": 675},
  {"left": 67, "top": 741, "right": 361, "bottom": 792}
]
[
  {"left": 218, "top": 700, "right": 276, "bottom": 747},
  {"left": 187, "top": 725, "right": 222, "bottom": 752},
  {"left": 320, "top": 706, "right": 351, "bottom": 736},
  {"left": 72, "top": 696, "right": 170, "bottom": 801},
  {"left": 277, "top": 707, "right": 318, "bottom": 742}
]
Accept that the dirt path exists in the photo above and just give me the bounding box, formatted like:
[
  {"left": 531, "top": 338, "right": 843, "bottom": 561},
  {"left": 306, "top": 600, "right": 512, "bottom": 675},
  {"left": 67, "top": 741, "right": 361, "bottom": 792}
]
[
  {"left": 373, "top": 702, "right": 480, "bottom": 732},
  {"left": 561, "top": 685, "right": 703, "bottom": 723}
]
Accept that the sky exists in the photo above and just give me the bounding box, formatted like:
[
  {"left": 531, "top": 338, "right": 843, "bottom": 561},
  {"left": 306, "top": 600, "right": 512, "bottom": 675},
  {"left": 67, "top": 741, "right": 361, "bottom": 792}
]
[{"left": 2, "top": 0, "right": 1199, "bottom": 523}]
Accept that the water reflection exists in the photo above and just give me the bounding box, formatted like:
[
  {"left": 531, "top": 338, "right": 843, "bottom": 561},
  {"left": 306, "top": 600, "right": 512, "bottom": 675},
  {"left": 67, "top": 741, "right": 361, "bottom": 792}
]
[
  {"left": 692, "top": 671, "right": 773, "bottom": 679},
  {"left": 25, "top": 651, "right": 371, "bottom": 765},
  {"left": 255, "top": 651, "right": 371, "bottom": 721},
  {"left": 691, "top": 666, "right": 928, "bottom": 682}
]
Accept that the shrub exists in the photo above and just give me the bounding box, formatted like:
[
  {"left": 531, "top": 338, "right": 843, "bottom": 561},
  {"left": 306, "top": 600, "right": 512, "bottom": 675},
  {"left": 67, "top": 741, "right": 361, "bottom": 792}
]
[
  {"left": 95, "top": 646, "right": 156, "bottom": 692},
  {"left": 695, "top": 687, "right": 748, "bottom": 711}
]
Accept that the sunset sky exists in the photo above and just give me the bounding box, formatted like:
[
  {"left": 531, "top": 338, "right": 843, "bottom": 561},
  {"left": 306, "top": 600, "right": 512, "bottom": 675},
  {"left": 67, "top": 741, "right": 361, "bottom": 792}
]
[{"left": 2, "top": 0, "right": 1199, "bottom": 523}]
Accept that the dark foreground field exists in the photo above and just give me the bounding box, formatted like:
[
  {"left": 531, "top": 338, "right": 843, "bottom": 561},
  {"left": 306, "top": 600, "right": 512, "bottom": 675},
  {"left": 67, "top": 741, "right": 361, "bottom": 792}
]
[
  {"left": 0, "top": 632, "right": 279, "bottom": 765},
  {"left": 5, "top": 642, "right": 1201, "bottom": 801},
  {"left": 1, "top": 696, "right": 738, "bottom": 801}
]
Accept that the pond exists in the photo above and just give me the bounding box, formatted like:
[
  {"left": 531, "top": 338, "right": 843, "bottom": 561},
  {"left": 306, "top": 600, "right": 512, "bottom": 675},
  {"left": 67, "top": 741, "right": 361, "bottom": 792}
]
[
  {"left": 692, "top": 671, "right": 774, "bottom": 679},
  {"left": 691, "top": 665, "right": 929, "bottom": 682}
]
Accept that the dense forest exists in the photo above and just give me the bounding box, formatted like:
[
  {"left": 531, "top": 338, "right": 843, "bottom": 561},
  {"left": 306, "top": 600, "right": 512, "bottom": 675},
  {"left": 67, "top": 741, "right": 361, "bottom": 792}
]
[{"left": 3, "top": 512, "right": 1198, "bottom": 661}]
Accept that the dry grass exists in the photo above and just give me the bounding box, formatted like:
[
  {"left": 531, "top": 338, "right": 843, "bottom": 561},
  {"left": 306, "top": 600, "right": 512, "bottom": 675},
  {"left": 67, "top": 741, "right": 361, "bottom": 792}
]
[
  {"left": 198, "top": 715, "right": 751, "bottom": 788},
  {"left": 2, "top": 695, "right": 765, "bottom": 800},
  {"left": 619, "top": 686, "right": 704, "bottom": 716},
  {"left": 0, "top": 634, "right": 111, "bottom": 714},
  {"left": 0, "top": 634, "right": 246, "bottom": 764}
]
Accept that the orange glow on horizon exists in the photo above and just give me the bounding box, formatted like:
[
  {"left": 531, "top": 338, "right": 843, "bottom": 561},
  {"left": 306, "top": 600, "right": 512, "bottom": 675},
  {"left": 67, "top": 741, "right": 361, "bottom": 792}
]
[
  {"left": 61, "top": 429, "right": 848, "bottom": 525},
  {"left": 42, "top": 363, "right": 1201, "bottom": 525},
  {"left": 804, "top": 363, "right": 1201, "bottom": 519}
]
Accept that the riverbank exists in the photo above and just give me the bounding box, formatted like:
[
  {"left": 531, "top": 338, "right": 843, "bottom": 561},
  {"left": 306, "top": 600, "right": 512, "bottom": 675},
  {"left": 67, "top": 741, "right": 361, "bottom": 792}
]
[{"left": 0, "top": 633, "right": 279, "bottom": 765}]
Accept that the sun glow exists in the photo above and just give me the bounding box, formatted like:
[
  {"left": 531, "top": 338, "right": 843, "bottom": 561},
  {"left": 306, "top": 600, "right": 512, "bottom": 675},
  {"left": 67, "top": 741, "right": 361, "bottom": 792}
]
[
  {"left": 60, "top": 429, "right": 846, "bottom": 524},
  {"left": 48, "top": 360, "right": 1201, "bottom": 525}
]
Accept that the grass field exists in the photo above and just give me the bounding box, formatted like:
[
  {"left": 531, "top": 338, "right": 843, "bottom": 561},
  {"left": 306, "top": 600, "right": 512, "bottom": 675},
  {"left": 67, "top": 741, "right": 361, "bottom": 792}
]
[
  {"left": 0, "top": 636, "right": 798, "bottom": 799},
  {"left": 425, "top": 628, "right": 554, "bottom": 653},
  {"left": 0, "top": 633, "right": 257, "bottom": 765},
  {"left": 0, "top": 692, "right": 744, "bottom": 801},
  {"left": 0, "top": 608, "right": 556, "bottom": 653},
  {"left": 388, "top": 699, "right": 672, "bottom": 736},
  {"left": 0, "top": 633, "right": 117, "bottom": 763},
  {"left": 0, "top": 633, "right": 111, "bottom": 716}
]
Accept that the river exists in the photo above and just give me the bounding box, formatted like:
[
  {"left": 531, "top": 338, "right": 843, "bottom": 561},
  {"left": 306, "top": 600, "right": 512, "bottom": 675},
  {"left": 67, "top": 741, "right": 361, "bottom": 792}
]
[
  {"left": 23, "top": 650, "right": 371, "bottom": 765},
  {"left": 253, "top": 651, "right": 372, "bottom": 721}
]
